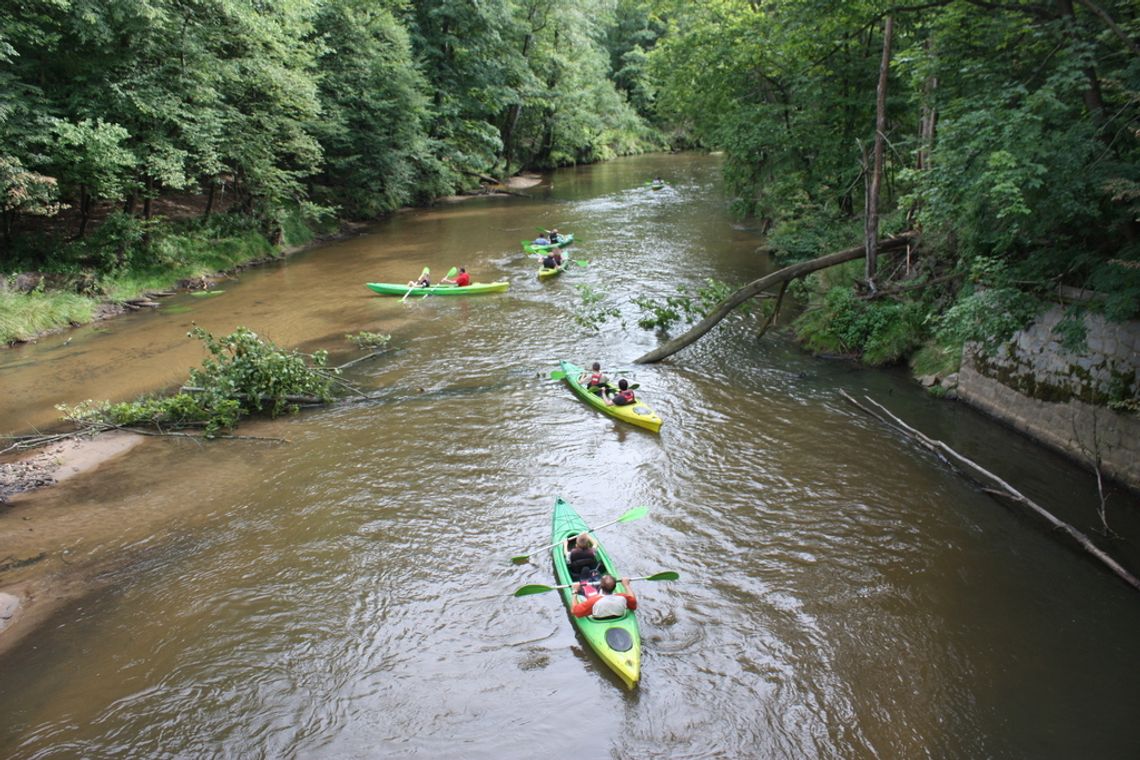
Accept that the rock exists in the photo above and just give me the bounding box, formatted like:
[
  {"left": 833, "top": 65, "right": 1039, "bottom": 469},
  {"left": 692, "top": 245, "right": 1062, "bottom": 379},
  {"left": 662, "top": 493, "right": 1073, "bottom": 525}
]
[
  {"left": 0, "top": 593, "right": 20, "bottom": 631},
  {"left": 13, "top": 272, "right": 45, "bottom": 293},
  {"left": 918, "top": 374, "right": 938, "bottom": 388}
]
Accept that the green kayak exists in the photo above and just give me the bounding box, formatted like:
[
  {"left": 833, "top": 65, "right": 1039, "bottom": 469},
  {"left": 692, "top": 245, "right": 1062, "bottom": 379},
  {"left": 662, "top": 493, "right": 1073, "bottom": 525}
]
[
  {"left": 521, "top": 233, "right": 574, "bottom": 253},
  {"left": 364, "top": 281, "right": 509, "bottom": 296},
  {"left": 555, "top": 360, "right": 662, "bottom": 433},
  {"left": 551, "top": 497, "right": 641, "bottom": 689}
]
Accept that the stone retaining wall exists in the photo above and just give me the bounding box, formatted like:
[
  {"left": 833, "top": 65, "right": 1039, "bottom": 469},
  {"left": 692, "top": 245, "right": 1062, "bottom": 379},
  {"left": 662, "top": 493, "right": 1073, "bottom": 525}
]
[{"left": 957, "top": 306, "right": 1140, "bottom": 491}]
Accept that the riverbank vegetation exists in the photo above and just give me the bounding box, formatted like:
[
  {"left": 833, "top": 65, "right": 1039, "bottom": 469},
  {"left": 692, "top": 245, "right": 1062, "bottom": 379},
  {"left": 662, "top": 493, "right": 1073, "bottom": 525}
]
[
  {"left": 3, "top": 0, "right": 1138, "bottom": 398},
  {"left": 1, "top": 0, "right": 667, "bottom": 343},
  {"left": 56, "top": 326, "right": 338, "bottom": 438},
  {"left": 639, "top": 0, "right": 1138, "bottom": 380}
]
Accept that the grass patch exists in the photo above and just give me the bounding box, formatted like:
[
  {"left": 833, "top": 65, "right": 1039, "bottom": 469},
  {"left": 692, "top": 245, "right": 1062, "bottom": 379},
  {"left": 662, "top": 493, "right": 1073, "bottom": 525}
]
[{"left": 0, "top": 290, "right": 96, "bottom": 344}]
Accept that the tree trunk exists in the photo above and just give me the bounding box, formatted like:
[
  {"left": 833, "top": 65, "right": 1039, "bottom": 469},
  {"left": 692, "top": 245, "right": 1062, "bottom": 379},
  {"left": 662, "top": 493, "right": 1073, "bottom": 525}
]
[
  {"left": 1058, "top": 0, "right": 1107, "bottom": 120},
  {"left": 76, "top": 185, "right": 90, "bottom": 240},
  {"left": 633, "top": 233, "right": 915, "bottom": 364},
  {"left": 204, "top": 180, "right": 216, "bottom": 219},
  {"left": 865, "top": 15, "right": 893, "bottom": 290},
  {"left": 142, "top": 175, "right": 154, "bottom": 220}
]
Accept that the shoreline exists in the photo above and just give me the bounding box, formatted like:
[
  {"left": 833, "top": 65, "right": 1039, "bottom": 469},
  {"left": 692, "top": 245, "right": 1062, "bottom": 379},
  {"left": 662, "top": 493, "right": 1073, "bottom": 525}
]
[{"left": 0, "top": 173, "right": 547, "bottom": 655}]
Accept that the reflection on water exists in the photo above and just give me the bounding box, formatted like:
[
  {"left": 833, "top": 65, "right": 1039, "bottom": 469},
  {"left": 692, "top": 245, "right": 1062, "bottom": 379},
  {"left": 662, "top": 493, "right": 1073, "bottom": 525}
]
[{"left": 2, "top": 154, "right": 1139, "bottom": 759}]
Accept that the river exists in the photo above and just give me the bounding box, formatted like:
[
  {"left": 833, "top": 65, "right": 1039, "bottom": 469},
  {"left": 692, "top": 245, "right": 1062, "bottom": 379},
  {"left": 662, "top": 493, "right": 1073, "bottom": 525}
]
[{"left": 2, "top": 153, "right": 1139, "bottom": 759}]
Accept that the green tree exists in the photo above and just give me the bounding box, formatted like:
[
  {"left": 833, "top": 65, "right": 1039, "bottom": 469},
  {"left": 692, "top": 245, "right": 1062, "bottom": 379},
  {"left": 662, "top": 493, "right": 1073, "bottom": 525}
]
[{"left": 310, "top": 0, "right": 439, "bottom": 216}]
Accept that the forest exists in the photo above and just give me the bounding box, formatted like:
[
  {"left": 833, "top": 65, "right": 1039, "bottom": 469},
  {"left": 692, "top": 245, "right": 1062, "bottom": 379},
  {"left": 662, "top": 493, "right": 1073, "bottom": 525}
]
[{"left": 1, "top": 0, "right": 1138, "bottom": 379}]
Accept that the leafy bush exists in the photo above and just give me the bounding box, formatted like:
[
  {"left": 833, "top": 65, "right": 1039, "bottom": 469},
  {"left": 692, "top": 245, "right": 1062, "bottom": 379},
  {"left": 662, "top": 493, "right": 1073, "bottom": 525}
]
[
  {"left": 573, "top": 285, "right": 622, "bottom": 331},
  {"left": 633, "top": 279, "right": 743, "bottom": 331},
  {"left": 793, "top": 287, "right": 927, "bottom": 365},
  {"left": 346, "top": 331, "right": 391, "bottom": 349},
  {"left": 59, "top": 326, "right": 336, "bottom": 436},
  {"left": 933, "top": 286, "right": 1041, "bottom": 349}
]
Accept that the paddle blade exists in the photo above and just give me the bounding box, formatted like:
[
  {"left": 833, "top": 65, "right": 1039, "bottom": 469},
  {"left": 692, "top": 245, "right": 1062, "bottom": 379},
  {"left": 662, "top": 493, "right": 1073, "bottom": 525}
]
[
  {"left": 574, "top": 259, "right": 589, "bottom": 267},
  {"left": 617, "top": 505, "right": 649, "bottom": 523},
  {"left": 513, "top": 584, "right": 557, "bottom": 597},
  {"left": 445, "top": 266, "right": 458, "bottom": 279},
  {"left": 549, "top": 370, "right": 566, "bottom": 380},
  {"left": 642, "top": 571, "right": 679, "bottom": 582},
  {"left": 509, "top": 554, "right": 531, "bottom": 565}
]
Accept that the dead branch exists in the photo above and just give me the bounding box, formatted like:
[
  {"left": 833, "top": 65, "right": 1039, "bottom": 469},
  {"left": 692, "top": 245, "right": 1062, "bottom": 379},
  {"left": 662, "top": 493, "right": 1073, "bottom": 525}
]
[
  {"left": 756, "top": 282, "right": 789, "bottom": 340},
  {"left": 839, "top": 389, "right": 1140, "bottom": 593},
  {"left": 334, "top": 349, "right": 390, "bottom": 371},
  {"left": 861, "top": 272, "right": 963, "bottom": 300}
]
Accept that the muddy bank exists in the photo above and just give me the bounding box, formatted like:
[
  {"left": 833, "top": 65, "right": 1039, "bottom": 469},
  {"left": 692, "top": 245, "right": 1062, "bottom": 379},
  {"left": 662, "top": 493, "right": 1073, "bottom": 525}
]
[{"left": 0, "top": 431, "right": 148, "bottom": 656}]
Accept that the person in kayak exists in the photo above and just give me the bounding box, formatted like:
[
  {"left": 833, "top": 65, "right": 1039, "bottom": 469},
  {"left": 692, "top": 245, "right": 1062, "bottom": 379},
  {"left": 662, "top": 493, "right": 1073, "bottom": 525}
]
[
  {"left": 605, "top": 378, "right": 636, "bottom": 406},
  {"left": 533, "top": 232, "right": 551, "bottom": 246},
  {"left": 407, "top": 271, "right": 430, "bottom": 288},
  {"left": 540, "top": 249, "right": 563, "bottom": 270},
  {"left": 570, "top": 575, "right": 637, "bottom": 619},
  {"left": 441, "top": 267, "right": 470, "bottom": 287},
  {"left": 579, "top": 362, "right": 608, "bottom": 394},
  {"left": 548, "top": 228, "right": 561, "bottom": 244},
  {"left": 565, "top": 532, "right": 599, "bottom": 582}
]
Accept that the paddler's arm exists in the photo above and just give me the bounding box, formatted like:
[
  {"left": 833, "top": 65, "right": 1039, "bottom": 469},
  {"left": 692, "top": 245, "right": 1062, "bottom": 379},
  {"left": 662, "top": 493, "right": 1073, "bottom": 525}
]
[{"left": 620, "top": 577, "right": 638, "bottom": 610}]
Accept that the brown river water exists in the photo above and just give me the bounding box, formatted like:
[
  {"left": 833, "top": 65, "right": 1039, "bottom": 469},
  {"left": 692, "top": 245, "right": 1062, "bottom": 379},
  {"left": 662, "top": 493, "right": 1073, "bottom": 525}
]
[{"left": 2, "top": 154, "right": 1139, "bottom": 758}]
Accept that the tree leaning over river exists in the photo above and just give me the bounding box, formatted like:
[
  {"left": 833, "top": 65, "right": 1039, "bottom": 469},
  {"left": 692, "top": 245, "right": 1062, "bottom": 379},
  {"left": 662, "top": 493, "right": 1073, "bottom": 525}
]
[{"left": 646, "top": 1, "right": 1139, "bottom": 372}]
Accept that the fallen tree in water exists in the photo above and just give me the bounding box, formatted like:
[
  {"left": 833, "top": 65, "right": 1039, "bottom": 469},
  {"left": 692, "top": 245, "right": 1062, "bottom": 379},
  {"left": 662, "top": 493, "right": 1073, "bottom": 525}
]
[
  {"left": 840, "top": 390, "right": 1140, "bottom": 594},
  {"left": 56, "top": 326, "right": 341, "bottom": 438},
  {"left": 634, "top": 233, "right": 916, "bottom": 364}
]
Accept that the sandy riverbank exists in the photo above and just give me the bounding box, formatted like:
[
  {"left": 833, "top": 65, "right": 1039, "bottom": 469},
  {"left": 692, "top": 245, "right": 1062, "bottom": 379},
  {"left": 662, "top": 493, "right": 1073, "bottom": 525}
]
[{"left": 0, "top": 431, "right": 148, "bottom": 656}]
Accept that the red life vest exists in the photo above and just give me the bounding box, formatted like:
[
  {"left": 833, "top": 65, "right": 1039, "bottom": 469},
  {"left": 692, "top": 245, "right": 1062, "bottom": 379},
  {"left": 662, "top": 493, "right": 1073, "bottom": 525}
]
[{"left": 614, "top": 389, "right": 635, "bottom": 404}]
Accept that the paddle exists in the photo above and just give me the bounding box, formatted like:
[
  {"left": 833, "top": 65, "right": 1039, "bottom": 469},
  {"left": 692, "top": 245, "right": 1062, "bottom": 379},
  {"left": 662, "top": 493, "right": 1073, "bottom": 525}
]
[
  {"left": 401, "top": 267, "right": 429, "bottom": 302},
  {"left": 422, "top": 266, "right": 458, "bottom": 298},
  {"left": 513, "top": 571, "right": 680, "bottom": 597},
  {"left": 509, "top": 505, "right": 649, "bottom": 564}
]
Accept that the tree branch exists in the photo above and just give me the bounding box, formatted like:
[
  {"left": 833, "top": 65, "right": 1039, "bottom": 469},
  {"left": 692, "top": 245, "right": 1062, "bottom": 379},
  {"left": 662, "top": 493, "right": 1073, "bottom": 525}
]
[{"left": 840, "top": 390, "right": 1140, "bottom": 593}]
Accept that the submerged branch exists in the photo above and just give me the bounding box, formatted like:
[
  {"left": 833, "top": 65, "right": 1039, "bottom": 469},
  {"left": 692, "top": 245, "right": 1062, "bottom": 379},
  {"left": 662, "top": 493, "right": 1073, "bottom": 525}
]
[{"left": 839, "top": 390, "right": 1140, "bottom": 593}]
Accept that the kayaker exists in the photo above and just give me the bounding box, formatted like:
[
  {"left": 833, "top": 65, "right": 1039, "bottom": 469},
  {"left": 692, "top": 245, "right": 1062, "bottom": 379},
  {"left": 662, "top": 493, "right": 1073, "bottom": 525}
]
[
  {"left": 580, "top": 362, "right": 608, "bottom": 394},
  {"left": 565, "top": 532, "right": 599, "bottom": 582},
  {"left": 441, "top": 267, "right": 470, "bottom": 287},
  {"left": 407, "top": 271, "right": 430, "bottom": 288},
  {"left": 534, "top": 233, "right": 551, "bottom": 246},
  {"left": 605, "top": 378, "right": 636, "bottom": 407},
  {"left": 548, "top": 228, "right": 561, "bottom": 243},
  {"left": 570, "top": 575, "right": 637, "bottom": 619}
]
